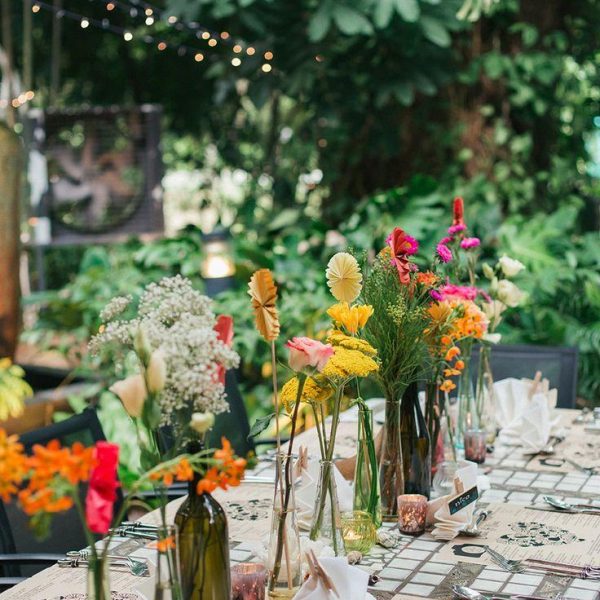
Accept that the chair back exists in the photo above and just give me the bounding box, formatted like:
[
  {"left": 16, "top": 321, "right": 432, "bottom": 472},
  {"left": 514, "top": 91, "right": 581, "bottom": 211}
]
[
  {"left": 472, "top": 344, "right": 579, "bottom": 408},
  {"left": 3, "top": 409, "right": 115, "bottom": 571},
  {"left": 0, "top": 503, "right": 18, "bottom": 578}
]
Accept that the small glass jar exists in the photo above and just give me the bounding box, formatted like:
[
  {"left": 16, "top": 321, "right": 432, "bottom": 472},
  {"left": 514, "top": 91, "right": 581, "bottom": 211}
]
[
  {"left": 397, "top": 494, "right": 428, "bottom": 535},
  {"left": 341, "top": 511, "right": 377, "bottom": 554},
  {"left": 464, "top": 429, "right": 487, "bottom": 464},
  {"left": 231, "top": 563, "right": 266, "bottom": 600}
]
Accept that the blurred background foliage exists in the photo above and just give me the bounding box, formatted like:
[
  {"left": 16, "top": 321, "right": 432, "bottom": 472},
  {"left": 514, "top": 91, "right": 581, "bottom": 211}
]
[{"left": 11, "top": 0, "right": 600, "bottom": 410}]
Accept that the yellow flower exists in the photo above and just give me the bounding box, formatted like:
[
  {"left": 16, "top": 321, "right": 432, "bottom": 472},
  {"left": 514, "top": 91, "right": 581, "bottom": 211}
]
[
  {"left": 321, "top": 346, "right": 379, "bottom": 382},
  {"left": 327, "top": 331, "right": 377, "bottom": 357},
  {"left": 280, "top": 376, "right": 333, "bottom": 412},
  {"left": 326, "top": 253, "right": 362, "bottom": 303},
  {"left": 427, "top": 301, "right": 453, "bottom": 324},
  {"left": 326, "top": 302, "right": 374, "bottom": 334}
]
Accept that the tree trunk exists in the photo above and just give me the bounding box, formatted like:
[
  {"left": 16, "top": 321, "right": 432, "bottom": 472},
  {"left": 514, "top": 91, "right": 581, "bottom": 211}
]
[{"left": 0, "top": 124, "right": 22, "bottom": 359}]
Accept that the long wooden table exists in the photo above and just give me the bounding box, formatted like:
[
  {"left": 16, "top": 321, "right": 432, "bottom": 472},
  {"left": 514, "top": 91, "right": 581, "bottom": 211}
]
[{"left": 2, "top": 405, "right": 600, "bottom": 600}]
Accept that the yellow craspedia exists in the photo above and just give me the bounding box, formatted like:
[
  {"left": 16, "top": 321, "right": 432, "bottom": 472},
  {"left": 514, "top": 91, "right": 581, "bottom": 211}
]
[
  {"left": 327, "top": 302, "right": 374, "bottom": 335},
  {"left": 280, "top": 376, "right": 333, "bottom": 412},
  {"left": 327, "top": 331, "right": 377, "bottom": 357},
  {"left": 321, "top": 346, "right": 379, "bottom": 382}
]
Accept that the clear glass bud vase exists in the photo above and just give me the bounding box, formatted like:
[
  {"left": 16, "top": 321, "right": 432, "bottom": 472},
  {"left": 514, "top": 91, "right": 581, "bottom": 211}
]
[
  {"left": 456, "top": 352, "right": 478, "bottom": 450},
  {"left": 309, "top": 459, "right": 345, "bottom": 556},
  {"left": 155, "top": 525, "right": 183, "bottom": 600},
  {"left": 86, "top": 554, "right": 110, "bottom": 600},
  {"left": 379, "top": 397, "right": 403, "bottom": 521},
  {"left": 476, "top": 344, "right": 497, "bottom": 443},
  {"left": 353, "top": 404, "right": 382, "bottom": 528},
  {"left": 266, "top": 452, "right": 303, "bottom": 599}
]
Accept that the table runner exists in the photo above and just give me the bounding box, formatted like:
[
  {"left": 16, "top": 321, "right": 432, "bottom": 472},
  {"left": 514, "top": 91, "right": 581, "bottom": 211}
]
[{"left": 2, "top": 407, "right": 599, "bottom": 600}]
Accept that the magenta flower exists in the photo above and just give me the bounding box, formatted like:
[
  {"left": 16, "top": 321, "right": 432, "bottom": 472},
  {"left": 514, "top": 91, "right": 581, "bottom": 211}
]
[
  {"left": 436, "top": 244, "right": 453, "bottom": 263},
  {"left": 439, "top": 236, "right": 452, "bottom": 245},
  {"left": 448, "top": 224, "right": 466, "bottom": 235},
  {"left": 439, "top": 284, "right": 478, "bottom": 301},
  {"left": 460, "top": 237, "right": 480, "bottom": 249},
  {"left": 429, "top": 289, "right": 443, "bottom": 302}
]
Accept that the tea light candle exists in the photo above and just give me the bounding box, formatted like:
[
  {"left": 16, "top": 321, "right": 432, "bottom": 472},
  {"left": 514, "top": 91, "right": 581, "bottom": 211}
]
[
  {"left": 231, "top": 562, "right": 266, "bottom": 600},
  {"left": 464, "top": 429, "right": 487, "bottom": 464},
  {"left": 397, "top": 494, "right": 428, "bottom": 535}
]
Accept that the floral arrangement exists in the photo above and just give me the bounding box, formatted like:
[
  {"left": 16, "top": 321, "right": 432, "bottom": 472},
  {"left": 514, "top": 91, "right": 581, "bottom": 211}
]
[
  {"left": 0, "top": 359, "right": 32, "bottom": 422},
  {"left": 90, "top": 275, "right": 240, "bottom": 454}
]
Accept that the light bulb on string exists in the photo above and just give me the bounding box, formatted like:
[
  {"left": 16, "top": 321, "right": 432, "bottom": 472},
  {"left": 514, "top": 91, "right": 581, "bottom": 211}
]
[
  {"left": 201, "top": 31, "right": 210, "bottom": 40},
  {"left": 145, "top": 8, "right": 153, "bottom": 16},
  {"left": 157, "top": 41, "right": 167, "bottom": 51},
  {"left": 264, "top": 51, "right": 273, "bottom": 60},
  {"left": 261, "top": 63, "right": 272, "bottom": 73},
  {"left": 145, "top": 17, "right": 154, "bottom": 25},
  {"left": 167, "top": 15, "right": 177, "bottom": 24},
  {"left": 208, "top": 38, "right": 217, "bottom": 47},
  {"left": 32, "top": 3, "right": 41, "bottom": 13},
  {"left": 231, "top": 57, "right": 241, "bottom": 67},
  {"left": 220, "top": 31, "right": 230, "bottom": 40},
  {"left": 123, "top": 31, "right": 133, "bottom": 41},
  {"left": 194, "top": 52, "right": 204, "bottom": 62},
  {"left": 233, "top": 44, "right": 242, "bottom": 53},
  {"left": 80, "top": 18, "right": 89, "bottom": 28},
  {"left": 246, "top": 47, "right": 255, "bottom": 55},
  {"left": 106, "top": 2, "right": 115, "bottom": 10}
]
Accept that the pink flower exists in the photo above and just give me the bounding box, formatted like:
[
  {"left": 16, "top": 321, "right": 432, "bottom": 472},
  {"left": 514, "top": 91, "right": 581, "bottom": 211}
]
[
  {"left": 386, "top": 228, "right": 419, "bottom": 256},
  {"left": 436, "top": 244, "right": 453, "bottom": 263},
  {"left": 214, "top": 315, "right": 234, "bottom": 385},
  {"left": 439, "top": 284, "right": 479, "bottom": 301},
  {"left": 460, "top": 237, "right": 480, "bottom": 249},
  {"left": 429, "top": 289, "right": 443, "bottom": 301},
  {"left": 439, "top": 236, "right": 452, "bottom": 245},
  {"left": 448, "top": 224, "right": 466, "bottom": 235},
  {"left": 286, "top": 337, "right": 334, "bottom": 373}
]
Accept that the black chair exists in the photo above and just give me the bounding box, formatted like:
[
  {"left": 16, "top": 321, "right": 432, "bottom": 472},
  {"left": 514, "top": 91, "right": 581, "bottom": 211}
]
[
  {"left": 471, "top": 344, "right": 579, "bottom": 408},
  {"left": 1, "top": 408, "right": 118, "bottom": 586}
]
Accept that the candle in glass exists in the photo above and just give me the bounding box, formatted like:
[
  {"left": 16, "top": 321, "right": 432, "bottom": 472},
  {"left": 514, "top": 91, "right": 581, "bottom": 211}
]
[
  {"left": 397, "top": 494, "right": 427, "bottom": 535},
  {"left": 464, "top": 429, "right": 487, "bottom": 464},
  {"left": 231, "top": 563, "right": 266, "bottom": 600}
]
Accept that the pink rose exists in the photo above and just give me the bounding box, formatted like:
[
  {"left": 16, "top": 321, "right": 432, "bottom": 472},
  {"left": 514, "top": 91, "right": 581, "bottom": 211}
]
[{"left": 286, "top": 337, "right": 334, "bottom": 373}]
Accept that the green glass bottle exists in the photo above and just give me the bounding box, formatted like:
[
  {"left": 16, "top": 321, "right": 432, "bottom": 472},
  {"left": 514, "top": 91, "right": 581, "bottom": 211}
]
[{"left": 175, "top": 461, "right": 230, "bottom": 598}]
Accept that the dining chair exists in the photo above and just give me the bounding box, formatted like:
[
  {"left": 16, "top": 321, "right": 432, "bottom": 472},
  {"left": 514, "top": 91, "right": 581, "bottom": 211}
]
[{"left": 471, "top": 344, "right": 579, "bottom": 408}]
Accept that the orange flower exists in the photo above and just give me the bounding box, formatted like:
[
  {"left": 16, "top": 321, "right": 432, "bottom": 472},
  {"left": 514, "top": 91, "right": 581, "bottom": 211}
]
[
  {"left": 175, "top": 458, "right": 194, "bottom": 482},
  {"left": 0, "top": 429, "right": 27, "bottom": 502},
  {"left": 417, "top": 271, "right": 438, "bottom": 286},
  {"left": 156, "top": 535, "right": 176, "bottom": 553},
  {"left": 455, "top": 359, "right": 465, "bottom": 370},
  {"left": 445, "top": 346, "right": 460, "bottom": 361},
  {"left": 440, "top": 335, "right": 452, "bottom": 346},
  {"left": 443, "top": 368, "right": 461, "bottom": 377},
  {"left": 196, "top": 438, "right": 247, "bottom": 495},
  {"left": 440, "top": 380, "right": 456, "bottom": 393}
]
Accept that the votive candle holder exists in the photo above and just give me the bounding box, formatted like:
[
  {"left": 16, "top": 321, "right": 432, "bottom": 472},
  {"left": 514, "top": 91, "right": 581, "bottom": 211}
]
[
  {"left": 464, "top": 429, "right": 487, "bottom": 464},
  {"left": 231, "top": 562, "right": 266, "bottom": 600},
  {"left": 397, "top": 494, "right": 427, "bottom": 535}
]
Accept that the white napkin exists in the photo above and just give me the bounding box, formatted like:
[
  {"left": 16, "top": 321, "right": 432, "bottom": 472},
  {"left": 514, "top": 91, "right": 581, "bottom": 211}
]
[
  {"left": 296, "top": 459, "right": 353, "bottom": 530},
  {"left": 428, "top": 461, "right": 478, "bottom": 541},
  {"left": 294, "top": 557, "right": 374, "bottom": 600}
]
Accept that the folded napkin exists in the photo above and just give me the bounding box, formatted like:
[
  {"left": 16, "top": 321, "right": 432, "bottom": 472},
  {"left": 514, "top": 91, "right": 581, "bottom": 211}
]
[
  {"left": 495, "top": 376, "right": 560, "bottom": 451},
  {"left": 294, "top": 557, "right": 374, "bottom": 600},
  {"left": 296, "top": 458, "right": 353, "bottom": 531},
  {"left": 427, "top": 461, "right": 478, "bottom": 541}
]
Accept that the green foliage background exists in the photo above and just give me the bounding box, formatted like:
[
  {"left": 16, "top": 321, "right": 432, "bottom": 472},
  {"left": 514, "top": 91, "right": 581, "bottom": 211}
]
[{"left": 8, "top": 0, "right": 600, "bottom": 407}]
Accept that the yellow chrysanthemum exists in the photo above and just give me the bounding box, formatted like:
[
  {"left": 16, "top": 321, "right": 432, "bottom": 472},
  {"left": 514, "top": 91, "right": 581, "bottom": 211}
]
[
  {"left": 427, "top": 301, "right": 453, "bottom": 324},
  {"left": 325, "top": 253, "right": 362, "bottom": 303},
  {"left": 327, "top": 331, "right": 377, "bottom": 357},
  {"left": 321, "top": 346, "right": 379, "bottom": 381},
  {"left": 280, "top": 376, "right": 333, "bottom": 412},
  {"left": 327, "top": 302, "right": 374, "bottom": 334}
]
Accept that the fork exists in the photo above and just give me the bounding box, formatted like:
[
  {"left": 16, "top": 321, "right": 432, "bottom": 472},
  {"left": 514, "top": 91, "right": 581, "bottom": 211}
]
[{"left": 484, "top": 546, "right": 600, "bottom": 579}]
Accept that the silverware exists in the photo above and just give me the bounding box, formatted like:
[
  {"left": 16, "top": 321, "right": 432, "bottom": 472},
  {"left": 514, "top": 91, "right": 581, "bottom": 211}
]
[
  {"left": 543, "top": 495, "right": 600, "bottom": 514},
  {"left": 564, "top": 458, "right": 597, "bottom": 476},
  {"left": 523, "top": 436, "right": 564, "bottom": 457},
  {"left": 109, "top": 524, "right": 159, "bottom": 540},
  {"left": 484, "top": 545, "right": 600, "bottom": 579},
  {"left": 452, "top": 584, "right": 566, "bottom": 600},
  {"left": 462, "top": 510, "right": 490, "bottom": 537},
  {"left": 59, "top": 551, "right": 150, "bottom": 577}
]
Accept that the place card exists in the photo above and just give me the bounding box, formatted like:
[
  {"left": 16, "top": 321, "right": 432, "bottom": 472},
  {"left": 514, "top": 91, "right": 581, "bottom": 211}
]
[{"left": 448, "top": 485, "right": 479, "bottom": 515}]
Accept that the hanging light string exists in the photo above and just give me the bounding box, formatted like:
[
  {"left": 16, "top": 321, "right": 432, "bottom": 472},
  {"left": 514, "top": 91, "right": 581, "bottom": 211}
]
[
  {"left": 31, "top": 0, "right": 274, "bottom": 70},
  {"left": 0, "top": 90, "right": 35, "bottom": 109}
]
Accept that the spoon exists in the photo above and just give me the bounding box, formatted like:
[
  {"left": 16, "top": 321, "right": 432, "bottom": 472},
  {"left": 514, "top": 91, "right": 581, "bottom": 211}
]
[
  {"left": 543, "top": 495, "right": 600, "bottom": 514},
  {"left": 452, "top": 584, "right": 559, "bottom": 600},
  {"left": 462, "top": 510, "right": 490, "bottom": 537}
]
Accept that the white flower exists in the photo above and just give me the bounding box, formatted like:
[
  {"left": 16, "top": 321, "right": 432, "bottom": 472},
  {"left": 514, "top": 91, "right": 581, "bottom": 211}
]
[
  {"left": 498, "top": 255, "right": 525, "bottom": 278},
  {"left": 99, "top": 295, "right": 131, "bottom": 322},
  {"left": 482, "top": 300, "right": 506, "bottom": 324},
  {"left": 190, "top": 412, "right": 215, "bottom": 434},
  {"left": 110, "top": 374, "right": 147, "bottom": 417},
  {"left": 482, "top": 263, "right": 495, "bottom": 280},
  {"left": 133, "top": 325, "right": 152, "bottom": 365},
  {"left": 497, "top": 279, "right": 525, "bottom": 308},
  {"left": 146, "top": 350, "right": 167, "bottom": 394},
  {"left": 483, "top": 333, "right": 502, "bottom": 344}
]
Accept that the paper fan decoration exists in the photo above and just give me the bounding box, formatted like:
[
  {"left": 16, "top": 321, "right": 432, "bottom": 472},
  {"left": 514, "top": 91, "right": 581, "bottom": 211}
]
[
  {"left": 326, "top": 252, "right": 362, "bottom": 303},
  {"left": 248, "top": 269, "right": 280, "bottom": 341}
]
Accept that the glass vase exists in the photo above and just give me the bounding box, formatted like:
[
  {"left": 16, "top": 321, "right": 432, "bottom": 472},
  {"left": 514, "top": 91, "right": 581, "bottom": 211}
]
[
  {"left": 353, "top": 404, "right": 382, "bottom": 528},
  {"left": 379, "top": 397, "right": 403, "bottom": 521},
  {"left": 476, "top": 344, "right": 497, "bottom": 443},
  {"left": 424, "top": 382, "right": 444, "bottom": 476},
  {"left": 266, "top": 453, "right": 303, "bottom": 599},
  {"left": 456, "top": 349, "right": 478, "bottom": 450},
  {"left": 309, "top": 459, "right": 345, "bottom": 556},
  {"left": 400, "top": 382, "right": 431, "bottom": 498},
  {"left": 86, "top": 554, "right": 110, "bottom": 600},
  {"left": 155, "top": 525, "right": 183, "bottom": 600},
  {"left": 175, "top": 478, "right": 231, "bottom": 599}
]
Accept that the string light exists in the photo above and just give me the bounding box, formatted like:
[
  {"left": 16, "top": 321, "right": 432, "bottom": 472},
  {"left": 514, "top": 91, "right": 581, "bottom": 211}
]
[
  {"left": 261, "top": 63, "right": 272, "bottom": 73},
  {"left": 264, "top": 51, "right": 273, "bottom": 60},
  {"left": 157, "top": 41, "right": 167, "bottom": 50},
  {"left": 0, "top": 90, "right": 35, "bottom": 109},
  {"left": 167, "top": 15, "right": 177, "bottom": 24},
  {"left": 246, "top": 47, "right": 255, "bottom": 56},
  {"left": 231, "top": 57, "right": 241, "bottom": 67},
  {"left": 145, "top": 16, "right": 154, "bottom": 25},
  {"left": 145, "top": 8, "right": 153, "bottom": 16},
  {"left": 106, "top": 2, "right": 115, "bottom": 10},
  {"left": 233, "top": 44, "right": 242, "bottom": 53},
  {"left": 208, "top": 38, "right": 217, "bottom": 47},
  {"left": 201, "top": 31, "right": 210, "bottom": 40},
  {"left": 123, "top": 31, "right": 133, "bottom": 41},
  {"left": 32, "top": 3, "right": 41, "bottom": 13},
  {"left": 220, "top": 31, "right": 230, "bottom": 40},
  {"left": 194, "top": 52, "right": 204, "bottom": 62},
  {"left": 80, "top": 18, "right": 90, "bottom": 28}
]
